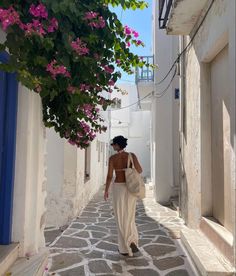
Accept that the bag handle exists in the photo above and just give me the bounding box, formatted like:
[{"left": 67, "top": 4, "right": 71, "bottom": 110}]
[{"left": 127, "top": 152, "right": 134, "bottom": 168}]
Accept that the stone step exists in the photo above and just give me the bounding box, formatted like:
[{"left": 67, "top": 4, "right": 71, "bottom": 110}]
[
  {"left": 181, "top": 229, "right": 235, "bottom": 276},
  {"left": 0, "top": 243, "right": 19, "bottom": 276},
  {"left": 5, "top": 248, "right": 48, "bottom": 276}
]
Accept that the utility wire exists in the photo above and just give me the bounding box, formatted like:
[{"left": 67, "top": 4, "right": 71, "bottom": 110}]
[
  {"left": 110, "top": 65, "right": 177, "bottom": 111},
  {"left": 111, "top": 0, "right": 215, "bottom": 110}
]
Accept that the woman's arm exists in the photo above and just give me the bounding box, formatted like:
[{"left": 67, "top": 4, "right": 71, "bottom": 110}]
[
  {"left": 132, "top": 153, "right": 143, "bottom": 174},
  {"left": 104, "top": 157, "right": 114, "bottom": 200}
]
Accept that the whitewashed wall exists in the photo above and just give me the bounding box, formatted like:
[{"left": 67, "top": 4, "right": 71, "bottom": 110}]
[
  {"left": 46, "top": 120, "right": 109, "bottom": 228},
  {"left": 12, "top": 86, "right": 47, "bottom": 257},
  {"left": 0, "top": 29, "right": 47, "bottom": 258},
  {"left": 152, "top": 0, "right": 180, "bottom": 203},
  {"left": 110, "top": 84, "right": 151, "bottom": 179}
]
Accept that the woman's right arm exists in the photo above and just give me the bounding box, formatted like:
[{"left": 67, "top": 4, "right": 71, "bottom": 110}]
[{"left": 132, "top": 153, "right": 143, "bottom": 174}]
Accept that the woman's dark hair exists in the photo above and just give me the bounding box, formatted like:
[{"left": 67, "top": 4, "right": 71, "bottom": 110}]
[{"left": 111, "top": 135, "right": 128, "bottom": 149}]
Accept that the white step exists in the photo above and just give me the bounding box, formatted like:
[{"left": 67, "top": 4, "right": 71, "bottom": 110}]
[
  {"left": 5, "top": 248, "right": 48, "bottom": 276},
  {"left": 181, "top": 229, "right": 235, "bottom": 276},
  {"left": 0, "top": 243, "right": 19, "bottom": 276}
]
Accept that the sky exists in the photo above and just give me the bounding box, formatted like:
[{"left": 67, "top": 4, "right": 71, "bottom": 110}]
[{"left": 111, "top": 0, "right": 153, "bottom": 84}]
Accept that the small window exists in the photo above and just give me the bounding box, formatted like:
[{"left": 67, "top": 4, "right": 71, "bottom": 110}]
[{"left": 84, "top": 145, "right": 91, "bottom": 181}]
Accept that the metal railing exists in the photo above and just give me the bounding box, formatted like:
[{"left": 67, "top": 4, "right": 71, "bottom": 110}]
[
  {"left": 159, "top": 0, "right": 173, "bottom": 29},
  {"left": 135, "top": 56, "right": 154, "bottom": 84}
]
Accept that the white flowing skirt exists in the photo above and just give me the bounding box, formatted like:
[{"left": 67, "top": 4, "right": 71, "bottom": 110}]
[{"left": 112, "top": 182, "right": 138, "bottom": 256}]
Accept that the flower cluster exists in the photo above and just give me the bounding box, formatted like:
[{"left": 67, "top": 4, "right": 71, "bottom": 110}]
[
  {"left": 124, "top": 25, "right": 143, "bottom": 47},
  {"left": 0, "top": 7, "right": 20, "bottom": 30},
  {"left": 46, "top": 60, "right": 71, "bottom": 79},
  {"left": 71, "top": 38, "right": 89, "bottom": 56},
  {"left": 29, "top": 3, "right": 48, "bottom": 18},
  {"left": 0, "top": 4, "right": 58, "bottom": 36},
  {"left": 84, "top": 11, "right": 106, "bottom": 29},
  {"left": 0, "top": 0, "right": 147, "bottom": 148}
]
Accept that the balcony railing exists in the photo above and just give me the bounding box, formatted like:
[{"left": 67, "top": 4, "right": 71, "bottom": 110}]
[
  {"left": 159, "top": 0, "right": 173, "bottom": 29},
  {"left": 135, "top": 56, "right": 154, "bottom": 84}
]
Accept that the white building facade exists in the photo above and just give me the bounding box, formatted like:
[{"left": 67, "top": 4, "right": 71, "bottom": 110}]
[
  {"left": 110, "top": 84, "right": 151, "bottom": 181},
  {"left": 159, "top": 0, "right": 235, "bottom": 273}
]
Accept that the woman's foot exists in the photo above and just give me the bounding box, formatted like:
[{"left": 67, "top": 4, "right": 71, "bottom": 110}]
[{"left": 130, "top": 243, "right": 139, "bottom": 253}]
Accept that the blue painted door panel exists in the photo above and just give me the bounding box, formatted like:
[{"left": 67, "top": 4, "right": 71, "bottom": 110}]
[{"left": 0, "top": 53, "right": 18, "bottom": 245}]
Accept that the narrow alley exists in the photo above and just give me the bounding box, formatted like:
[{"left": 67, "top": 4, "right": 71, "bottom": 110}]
[{"left": 45, "top": 186, "right": 198, "bottom": 276}]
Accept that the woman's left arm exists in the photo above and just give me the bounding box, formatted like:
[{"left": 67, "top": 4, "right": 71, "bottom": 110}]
[{"left": 132, "top": 153, "right": 143, "bottom": 174}]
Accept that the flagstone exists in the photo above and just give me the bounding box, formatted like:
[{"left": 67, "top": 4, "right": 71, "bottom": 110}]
[
  {"left": 73, "top": 231, "right": 90, "bottom": 238},
  {"left": 90, "top": 231, "right": 107, "bottom": 239},
  {"left": 128, "top": 268, "right": 160, "bottom": 276},
  {"left": 50, "top": 252, "right": 83, "bottom": 271},
  {"left": 165, "top": 269, "right": 189, "bottom": 276},
  {"left": 155, "top": 236, "right": 175, "bottom": 245},
  {"left": 83, "top": 250, "right": 103, "bottom": 259},
  {"left": 53, "top": 236, "right": 88, "bottom": 249},
  {"left": 88, "top": 260, "right": 112, "bottom": 274},
  {"left": 153, "top": 256, "right": 184, "bottom": 271},
  {"left": 70, "top": 223, "right": 85, "bottom": 229},
  {"left": 125, "top": 258, "right": 149, "bottom": 266},
  {"left": 143, "top": 244, "right": 176, "bottom": 257},
  {"left": 96, "top": 241, "right": 118, "bottom": 252},
  {"left": 59, "top": 265, "right": 85, "bottom": 276},
  {"left": 111, "top": 263, "right": 123, "bottom": 273}
]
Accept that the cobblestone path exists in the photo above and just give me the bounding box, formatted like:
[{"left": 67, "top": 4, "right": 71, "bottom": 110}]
[{"left": 45, "top": 186, "right": 198, "bottom": 276}]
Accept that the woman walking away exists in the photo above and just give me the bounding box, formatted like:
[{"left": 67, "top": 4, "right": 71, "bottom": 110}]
[{"left": 104, "top": 135, "right": 143, "bottom": 256}]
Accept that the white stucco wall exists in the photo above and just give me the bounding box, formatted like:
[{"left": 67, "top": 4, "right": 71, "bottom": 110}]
[
  {"left": 110, "top": 84, "right": 151, "bottom": 180},
  {"left": 179, "top": 0, "right": 235, "bottom": 233},
  {"left": 46, "top": 125, "right": 109, "bottom": 228},
  {"left": 12, "top": 86, "right": 46, "bottom": 257},
  {"left": 0, "top": 28, "right": 46, "bottom": 257},
  {"left": 152, "top": 0, "right": 180, "bottom": 203}
]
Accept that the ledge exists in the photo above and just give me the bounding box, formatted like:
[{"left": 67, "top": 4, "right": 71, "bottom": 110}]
[
  {"left": 5, "top": 248, "right": 48, "bottom": 276},
  {"left": 0, "top": 243, "right": 19, "bottom": 275},
  {"left": 200, "top": 217, "right": 234, "bottom": 264},
  {"left": 181, "top": 228, "right": 235, "bottom": 275}
]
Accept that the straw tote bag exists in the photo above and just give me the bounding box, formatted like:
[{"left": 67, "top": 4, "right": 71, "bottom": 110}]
[{"left": 125, "top": 153, "right": 145, "bottom": 199}]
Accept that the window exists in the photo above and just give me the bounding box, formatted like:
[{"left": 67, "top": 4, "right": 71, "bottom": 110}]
[{"left": 84, "top": 145, "right": 91, "bottom": 181}]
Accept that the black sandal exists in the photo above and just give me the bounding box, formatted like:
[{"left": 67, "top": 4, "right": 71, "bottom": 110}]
[{"left": 130, "top": 243, "right": 139, "bottom": 253}]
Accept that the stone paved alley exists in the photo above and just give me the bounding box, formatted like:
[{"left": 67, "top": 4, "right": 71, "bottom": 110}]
[{"left": 44, "top": 186, "right": 198, "bottom": 276}]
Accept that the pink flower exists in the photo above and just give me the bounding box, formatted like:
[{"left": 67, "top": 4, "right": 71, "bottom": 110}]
[
  {"left": 84, "top": 12, "right": 98, "bottom": 20},
  {"left": 46, "top": 60, "right": 71, "bottom": 79},
  {"left": 116, "top": 59, "right": 121, "bottom": 65},
  {"left": 84, "top": 11, "right": 106, "bottom": 29},
  {"left": 67, "top": 86, "right": 76, "bottom": 94},
  {"left": 29, "top": 3, "right": 48, "bottom": 19},
  {"left": 126, "top": 41, "right": 131, "bottom": 47},
  {"left": 108, "top": 80, "right": 115, "bottom": 86},
  {"left": 103, "top": 65, "right": 114, "bottom": 74},
  {"left": 71, "top": 38, "right": 89, "bottom": 56},
  {"left": 132, "top": 30, "right": 139, "bottom": 38},
  {"left": 48, "top": 18, "right": 58, "bottom": 33},
  {"left": 136, "top": 40, "right": 143, "bottom": 45},
  {"left": 124, "top": 25, "right": 132, "bottom": 35},
  {"left": 0, "top": 7, "right": 21, "bottom": 31}
]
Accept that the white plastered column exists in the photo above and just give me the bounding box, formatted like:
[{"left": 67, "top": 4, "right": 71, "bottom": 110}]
[{"left": 12, "top": 85, "right": 47, "bottom": 257}]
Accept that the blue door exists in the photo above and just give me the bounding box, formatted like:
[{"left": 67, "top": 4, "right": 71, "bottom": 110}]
[{"left": 0, "top": 52, "right": 18, "bottom": 245}]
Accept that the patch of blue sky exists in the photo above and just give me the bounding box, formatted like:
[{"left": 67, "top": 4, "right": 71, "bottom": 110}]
[{"left": 110, "top": 1, "right": 152, "bottom": 84}]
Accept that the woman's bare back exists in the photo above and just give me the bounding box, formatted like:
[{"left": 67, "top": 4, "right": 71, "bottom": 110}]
[{"left": 110, "top": 152, "right": 142, "bottom": 183}]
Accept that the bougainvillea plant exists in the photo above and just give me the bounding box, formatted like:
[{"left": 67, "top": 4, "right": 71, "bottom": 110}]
[{"left": 0, "top": 0, "right": 148, "bottom": 148}]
